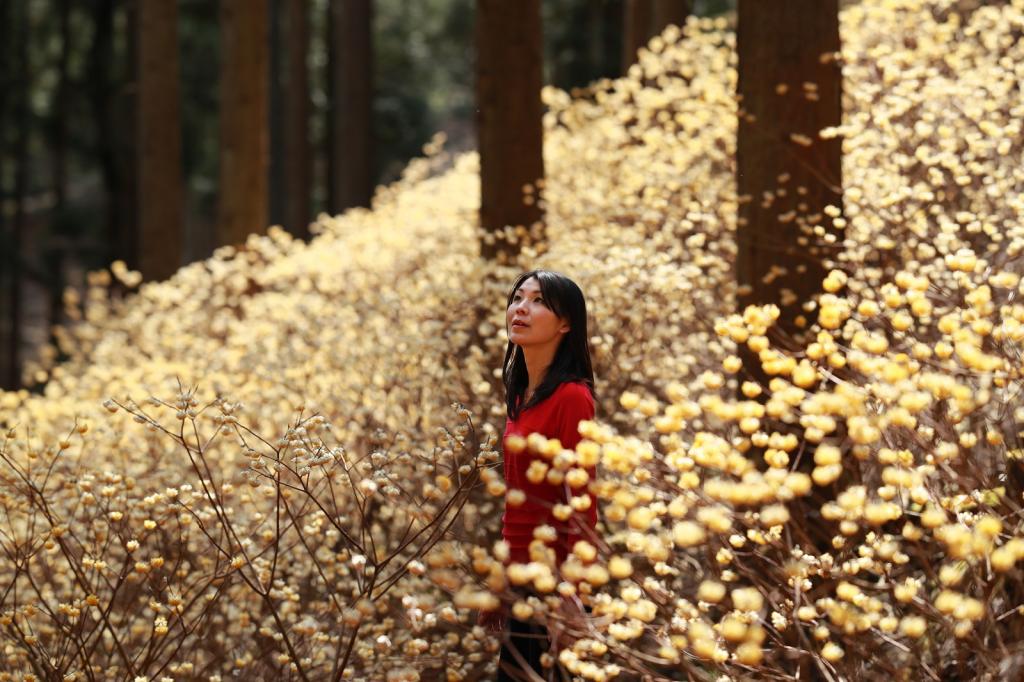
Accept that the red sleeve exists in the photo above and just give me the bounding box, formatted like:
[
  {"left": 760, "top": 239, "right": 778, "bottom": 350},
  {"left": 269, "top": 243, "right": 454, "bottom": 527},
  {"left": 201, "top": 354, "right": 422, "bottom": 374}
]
[{"left": 553, "top": 383, "right": 598, "bottom": 561}]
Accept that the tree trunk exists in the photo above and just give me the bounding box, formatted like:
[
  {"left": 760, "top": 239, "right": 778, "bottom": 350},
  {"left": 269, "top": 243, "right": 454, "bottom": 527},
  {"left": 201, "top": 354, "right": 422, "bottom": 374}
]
[
  {"left": 623, "top": 0, "right": 691, "bottom": 72},
  {"left": 121, "top": 1, "right": 139, "bottom": 269},
  {"left": 3, "top": 0, "right": 29, "bottom": 390},
  {"left": 735, "top": 6, "right": 842, "bottom": 639},
  {"left": 736, "top": 0, "right": 842, "bottom": 344},
  {"left": 0, "top": 0, "right": 14, "bottom": 390},
  {"left": 476, "top": 0, "right": 544, "bottom": 263},
  {"left": 45, "top": 0, "right": 72, "bottom": 357},
  {"left": 90, "top": 0, "right": 131, "bottom": 265},
  {"left": 587, "top": 0, "right": 604, "bottom": 78},
  {"left": 652, "top": 0, "right": 691, "bottom": 32},
  {"left": 53, "top": 0, "right": 71, "bottom": 211},
  {"left": 218, "top": 0, "right": 270, "bottom": 248},
  {"left": 137, "top": 0, "right": 184, "bottom": 282},
  {"left": 328, "top": 0, "right": 373, "bottom": 213},
  {"left": 622, "top": 0, "right": 653, "bottom": 73},
  {"left": 284, "top": 0, "right": 311, "bottom": 238},
  {"left": 269, "top": 0, "right": 284, "bottom": 228},
  {"left": 0, "top": 0, "right": 7, "bottom": 270}
]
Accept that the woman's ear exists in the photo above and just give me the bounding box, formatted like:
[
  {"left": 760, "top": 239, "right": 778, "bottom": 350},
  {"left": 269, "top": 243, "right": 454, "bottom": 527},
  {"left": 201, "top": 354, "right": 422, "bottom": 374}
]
[{"left": 559, "top": 321, "right": 570, "bottom": 335}]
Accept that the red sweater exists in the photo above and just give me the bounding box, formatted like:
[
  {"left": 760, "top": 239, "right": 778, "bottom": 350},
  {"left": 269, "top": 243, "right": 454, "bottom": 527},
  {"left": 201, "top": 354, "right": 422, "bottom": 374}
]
[{"left": 502, "top": 381, "right": 598, "bottom": 565}]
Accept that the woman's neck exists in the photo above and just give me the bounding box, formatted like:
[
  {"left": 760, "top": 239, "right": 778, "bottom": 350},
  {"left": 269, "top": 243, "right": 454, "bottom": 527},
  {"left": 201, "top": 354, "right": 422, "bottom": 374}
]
[{"left": 521, "top": 344, "right": 557, "bottom": 397}]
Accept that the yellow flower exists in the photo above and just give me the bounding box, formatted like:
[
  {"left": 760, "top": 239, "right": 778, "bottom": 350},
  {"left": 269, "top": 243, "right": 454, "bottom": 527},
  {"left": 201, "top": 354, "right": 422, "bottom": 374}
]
[
  {"left": 821, "top": 642, "right": 844, "bottom": 662},
  {"left": 619, "top": 391, "right": 641, "bottom": 410},
  {"left": 525, "top": 460, "right": 548, "bottom": 484},
  {"left": 672, "top": 521, "right": 707, "bottom": 548},
  {"left": 697, "top": 580, "right": 726, "bottom": 603},
  {"left": 608, "top": 555, "right": 633, "bottom": 579},
  {"left": 731, "top": 587, "right": 764, "bottom": 612},
  {"left": 735, "top": 641, "right": 763, "bottom": 665}
]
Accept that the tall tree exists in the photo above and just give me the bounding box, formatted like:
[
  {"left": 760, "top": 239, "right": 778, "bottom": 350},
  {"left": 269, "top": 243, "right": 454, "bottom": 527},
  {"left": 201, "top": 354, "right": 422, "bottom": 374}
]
[
  {"left": 586, "top": 0, "right": 606, "bottom": 78},
  {"left": 0, "top": 0, "right": 19, "bottom": 389},
  {"left": 735, "top": 8, "right": 843, "bottom": 634},
  {"left": 328, "top": 0, "right": 373, "bottom": 213},
  {"left": 53, "top": 0, "right": 71, "bottom": 211},
  {"left": 622, "top": 0, "right": 691, "bottom": 73},
  {"left": 90, "top": 0, "right": 135, "bottom": 267},
  {"left": 2, "top": 0, "right": 29, "bottom": 390},
  {"left": 137, "top": 0, "right": 184, "bottom": 281},
  {"left": 283, "top": 0, "right": 311, "bottom": 238},
  {"left": 735, "top": 0, "right": 842, "bottom": 341},
  {"left": 476, "top": 0, "right": 544, "bottom": 262},
  {"left": 218, "top": 0, "right": 269, "bottom": 247},
  {"left": 622, "top": 0, "right": 653, "bottom": 73},
  {"left": 269, "top": 0, "right": 284, "bottom": 228},
  {"left": 46, "top": 0, "right": 74, "bottom": 356},
  {"left": 653, "top": 0, "right": 691, "bottom": 34}
]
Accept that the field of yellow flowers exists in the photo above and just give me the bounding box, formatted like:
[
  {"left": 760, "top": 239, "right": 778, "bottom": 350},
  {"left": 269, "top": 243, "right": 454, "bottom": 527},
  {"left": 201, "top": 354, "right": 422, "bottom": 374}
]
[{"left": 3, "top": 0, "right": 1024, "bottom": 679}]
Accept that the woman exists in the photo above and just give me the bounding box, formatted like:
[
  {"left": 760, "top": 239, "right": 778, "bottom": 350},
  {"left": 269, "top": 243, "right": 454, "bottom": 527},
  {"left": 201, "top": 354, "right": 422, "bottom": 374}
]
[{"left": 481, "top": 269, "right": 598, "bottom": 681}]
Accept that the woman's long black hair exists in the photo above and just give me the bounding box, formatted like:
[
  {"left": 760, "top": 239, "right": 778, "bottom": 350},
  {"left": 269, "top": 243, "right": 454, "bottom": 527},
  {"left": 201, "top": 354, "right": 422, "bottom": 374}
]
[{"left": 503, "top": 270, "right": 595, "bottom": 420}]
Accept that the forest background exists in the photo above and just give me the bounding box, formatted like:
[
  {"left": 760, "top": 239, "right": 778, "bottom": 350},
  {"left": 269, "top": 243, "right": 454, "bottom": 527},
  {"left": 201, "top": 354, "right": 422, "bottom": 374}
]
[{"left": 0, "top": 0, "right": 730, "bottom": 392}]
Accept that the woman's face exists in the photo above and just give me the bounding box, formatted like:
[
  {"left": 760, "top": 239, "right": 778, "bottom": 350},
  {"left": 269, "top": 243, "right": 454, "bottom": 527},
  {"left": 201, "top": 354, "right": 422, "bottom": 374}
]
[{"left": 506, "top": 276, "right": 569, "bottom": 349}]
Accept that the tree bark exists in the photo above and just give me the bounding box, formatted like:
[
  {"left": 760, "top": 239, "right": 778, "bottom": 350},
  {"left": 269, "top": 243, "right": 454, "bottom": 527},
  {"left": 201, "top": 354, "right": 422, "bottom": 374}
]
[
  {"left": 284, "top": 0, "right": 311, "bottom": 238},
  {"left": 622, "top": 0, "right": 653, "bottom": 73},
  {"left": 0, "top": 2, "right": 6, "bottom": 390},
  {"left": 328, "top": 0, "right": 373, "bottom": 213},
  {"left": 587, "top": 0, "right": 605, "bottom": 77},
  {"left": 652, "top": 0, "right": 691, "bottom": 33},
  {"left": 137, "top": 0, "right": 184, "bottom": 281},
  {"left": 90, "top": 0, "right": 132, "bottom": 265},
  {"left": 269, "top": 0, "right": 284, "bottom": 227},
  {"left": 736, "top": 0, "right": 842, "bottom": 344},
  {"left": 476, "top": 0, "right": 544, "bottom": 263},
  {"left": 46, "top": 0, "right": 73, "bottom": 346},
  {"left": 3, "top": 0, "right": 28, "bottom": 390},
  {"left": 735, "top": 8, "right": 843, "bottom": 635},
  {"left": 0, "top": 0, "right": 14, "bottom": 390},
  {"left": 53, "top": 0, "right": 71, "bottom": 211},
  {"left": 218, "top": 0, "right": 270, "bottom": 248},
  {"left": 623, "top": 0, "right": 691, "bottom": 72}
]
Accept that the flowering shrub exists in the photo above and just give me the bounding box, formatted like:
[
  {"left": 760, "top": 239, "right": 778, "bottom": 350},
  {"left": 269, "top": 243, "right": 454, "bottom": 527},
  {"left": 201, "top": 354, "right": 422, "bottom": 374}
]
[
  {"left": 0, "top": 392, "right": 492, "bottom": 680},
  {"left": 3, "top": 0, "right": 1024, "bottom": 679}
]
